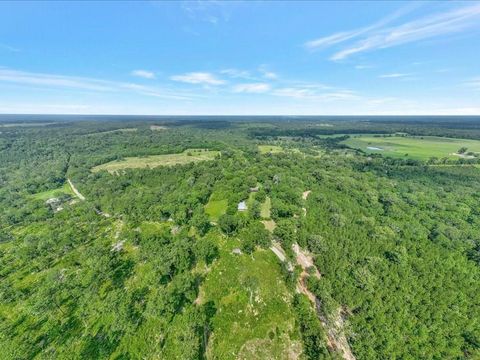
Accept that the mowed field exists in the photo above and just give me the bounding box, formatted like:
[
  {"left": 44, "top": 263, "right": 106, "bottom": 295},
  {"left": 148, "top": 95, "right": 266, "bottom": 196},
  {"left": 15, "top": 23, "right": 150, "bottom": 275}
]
[
  {"left": 32, "top": 183, "right": 75, "bottom": 200},
  {"left": 205, "top": 199, "right": 228, "bottom": 222},
  {"left": 258, "top": 145, "right": 283, "bottom": 154},
  {"left": 342, "top": 135, "right": 480, "bottom": 160},
  {"left": 92, "top": 149, "right": 219, "bottom": 173}
]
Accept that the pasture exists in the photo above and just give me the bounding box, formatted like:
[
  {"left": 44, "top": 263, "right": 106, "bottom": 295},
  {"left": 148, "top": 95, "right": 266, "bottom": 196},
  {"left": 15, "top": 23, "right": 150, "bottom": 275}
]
[
  {"left": 258, "top": 145, "right": 283, "bottom": 154},
  {"left": 205, "top": 199, "right": 228, "bottom": 221},
  {"left": 32, "top": 183, "right": 75, "bottom": 201},
  {"left": 260, "top": 197, "right": 271, "bottom": 219},
  {"left": 91, "top": 149, "right": 219, "bottom": 173},
  {"left": 342, "top": 135, "right": 480, "bottom": 160}
]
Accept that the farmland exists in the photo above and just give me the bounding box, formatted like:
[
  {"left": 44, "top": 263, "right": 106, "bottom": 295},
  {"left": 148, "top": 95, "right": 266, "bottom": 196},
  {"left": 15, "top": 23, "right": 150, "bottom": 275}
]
[
  {"left": 258, "top": 145, "right": 283, "bottom": 154},
  {"left": 342, "top": 135, "right": 480, "bottom": 160},
  {"left": 91, "top": 149, "right": 219, "bottom": 173}
]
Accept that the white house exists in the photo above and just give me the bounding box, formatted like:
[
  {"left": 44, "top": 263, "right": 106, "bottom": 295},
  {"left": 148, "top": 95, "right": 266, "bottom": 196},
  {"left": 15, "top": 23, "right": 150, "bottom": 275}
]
[{"left": 238, "top": 201, "right": 248, "bottom": 211}]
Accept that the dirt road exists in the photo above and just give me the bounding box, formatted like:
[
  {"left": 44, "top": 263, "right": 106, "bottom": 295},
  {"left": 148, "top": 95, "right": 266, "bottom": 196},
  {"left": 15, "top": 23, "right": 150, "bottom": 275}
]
[{"left": 67, "top": 178, "right": 86, "bottom": 201}]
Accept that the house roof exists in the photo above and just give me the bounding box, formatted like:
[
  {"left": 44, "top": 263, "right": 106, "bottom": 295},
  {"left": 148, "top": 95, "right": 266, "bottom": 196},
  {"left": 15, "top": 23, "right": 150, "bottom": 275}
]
[{"left": 238, "top": 201, "right": 248, "bottom": 210}]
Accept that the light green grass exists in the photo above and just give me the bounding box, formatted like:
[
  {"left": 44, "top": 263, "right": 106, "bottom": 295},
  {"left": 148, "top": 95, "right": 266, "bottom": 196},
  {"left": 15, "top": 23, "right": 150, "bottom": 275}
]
[
  {"left": 342, "top": 135, "right": 480, "bottom": 160},
  {"left": 260, "top": 197, "right": 271, "bottom": 219},
  {"left": 205, "top": 199, "right": 228, "bottom": 221},
  {"left": 258, "top": 145, "right": 283, "bottom": 154},
  {"left": 262, "top": 220, "right": 276, "bottom": 233},
  {"left": 31, "top": 183, "right": 75, "bottom": 201},
  {"left": 200, "top": 233, "right": 301, "bottom": 359},
  {"left": 92, "top": 149, "right": 219, "bottom": 173}
]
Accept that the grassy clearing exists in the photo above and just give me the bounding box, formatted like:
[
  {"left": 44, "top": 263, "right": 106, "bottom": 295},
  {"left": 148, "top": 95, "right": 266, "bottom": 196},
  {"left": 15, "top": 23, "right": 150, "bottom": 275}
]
[
  {"left": 260, "top": 197, "right": 271, "bottom": 219},
  {"left": 262, "top": 220, "right": 276, "bottom": 233},
  {"left": 150, "top": 125, "right": 167, "bottom": 131},
  {"left": 205, "top": 199, "right": 228, "bottom": 222},
  {"left": 201, "top": 232, "right": 301, "bottom": 359},
  {"left": 31, "top": 183, "right": 75, "bottom": 201},
  {"left": 342, "top": 135, "right": 480, "bottom": 160},
  {"left": 258, "top": 145, "right": 284, "bottom": 154},
  {"left": 92, "top": 149, "right": 219, "bottom": 173}
]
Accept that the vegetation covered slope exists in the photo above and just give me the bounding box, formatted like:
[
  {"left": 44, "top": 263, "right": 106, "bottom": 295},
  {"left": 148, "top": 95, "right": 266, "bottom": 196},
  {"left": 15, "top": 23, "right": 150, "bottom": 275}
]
[{"left": 0, "top": 117, "right": 479, "bottom": 359}]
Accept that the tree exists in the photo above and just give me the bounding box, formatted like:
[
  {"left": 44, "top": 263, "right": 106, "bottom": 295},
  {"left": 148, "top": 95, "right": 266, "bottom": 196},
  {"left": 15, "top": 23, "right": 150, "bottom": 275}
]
[
  {"left": 195, "top": 238, "right": 219, "bottom": 265},
  {"left": 218, "top": 214, "right": 239, "bottom": 235}
]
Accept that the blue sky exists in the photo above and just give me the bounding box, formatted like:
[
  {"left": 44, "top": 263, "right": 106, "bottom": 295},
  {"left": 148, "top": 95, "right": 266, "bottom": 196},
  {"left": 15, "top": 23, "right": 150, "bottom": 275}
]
[{"left": 1, "top": 1, "right": 480, "bottom": 115}]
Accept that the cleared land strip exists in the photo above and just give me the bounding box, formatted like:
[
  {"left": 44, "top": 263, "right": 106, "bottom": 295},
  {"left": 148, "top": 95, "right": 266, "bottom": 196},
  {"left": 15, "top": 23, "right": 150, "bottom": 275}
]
[
  {"left": 67, "top": 178, "right": 86, "bottom": 201},
  {"left": 92, "top": 149, "right": 219, "bottom": 174},
  {"left": 271, "top": 241, "right": 355, "bottom": 360}
]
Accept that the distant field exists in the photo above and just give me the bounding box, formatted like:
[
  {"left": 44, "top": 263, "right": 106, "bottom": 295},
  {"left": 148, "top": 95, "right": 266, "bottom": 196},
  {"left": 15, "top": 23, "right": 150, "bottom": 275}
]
[
  {"left": 258, "top": 145, "right": 283, "bottom": 154},
  {"left": 32, "top": 183, "right": 75, "bottom": 201},
  {"left": 342, "top": 135, "right": 480, "bottom": 160},
  {"left": 150, "top": 125, "right": 167, "bottom": 131},
  {"left": 205, "top": 199, "right": 228, "bottom": 221},
  {"left": 89, "top": 128, "right": 137, "bottom": 135},
  {"left": 92, "top": 149, "right": 219, "bottom": 173}
]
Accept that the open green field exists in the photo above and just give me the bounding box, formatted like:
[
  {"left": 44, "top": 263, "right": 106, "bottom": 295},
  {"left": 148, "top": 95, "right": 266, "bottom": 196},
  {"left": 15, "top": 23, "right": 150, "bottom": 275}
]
[
  {"left": 199, "top": 232, "right": 301, "bottom": 359},
  {"left": 92, "top": 149, "right": 219, "bottom": 173},
  {"left": 260, "top": 197, "right": 271, "bottom": 219},
  {"left": 342, "top": 135, "right": 480, "bottom": 160},
  {"left": 258, "top": 145, "right": 283, "bottom": 154},
  {"left": 31, "top": 183, "right": 75, "bottom": 201},
  {"left": 205, "top": 199, "right": 228, "bottom": 221}
]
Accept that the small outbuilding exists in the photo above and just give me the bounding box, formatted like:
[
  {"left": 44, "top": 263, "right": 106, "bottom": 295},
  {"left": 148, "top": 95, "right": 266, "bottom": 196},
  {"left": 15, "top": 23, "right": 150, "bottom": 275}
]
[{"left": 238, "top": 201, "right": 248, "bottom": 211}]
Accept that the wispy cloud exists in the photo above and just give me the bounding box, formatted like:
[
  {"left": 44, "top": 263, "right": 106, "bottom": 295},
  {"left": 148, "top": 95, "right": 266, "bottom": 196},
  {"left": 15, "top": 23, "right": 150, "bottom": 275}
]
[
  {"left": 220, "top": 68, "right": 252, "bottom": 79},
  {"left": 233, "top": 83, "right": 271, "bottom": 93},
  {"left": 305, "top": 3, "right": 480, "bottom": 61},
  {"left": 465, "top": 77, "right": 480, "bottom": 90},
  {"left": 170, "top": 72, "right": 225, "bottom": 85},
  {"left": 131, "top": 69, "right": 155, "bottom": 79},
  {"left": 0, "top": 68, "right": 191, "bottom": 100},
  {"left": 0, "top": 43, "right": 20, "bottom": 52},
  {"left": 379, "top": 73, "right": 412, "bottom": 78},
  {"left": 181, "top": 1, "right": 233, "bottom": 25},
  {"left": 273, "top": 86, "right": 358, "bottom": 101},
  {"left": 305, "top": 3, "right": 418, "bottom": 50},
  {"left": 355, "top": 65, "right": 374, "bottom": 70},
  {"left": 258, "top": 65, "right": 278, "bottom": 80}
]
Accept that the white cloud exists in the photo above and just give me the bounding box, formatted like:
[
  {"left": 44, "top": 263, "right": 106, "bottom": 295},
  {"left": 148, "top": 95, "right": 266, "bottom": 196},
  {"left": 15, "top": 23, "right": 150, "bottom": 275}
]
[
  {"left": 170, "top": 72, "right": 225, "bottom": 85},
  {"left": 131, "top": 69, "right": 155, "bottom": 79},
  {"left": 233, "top": 83, "right": 271, "bottom": 93},
  {"left": 0, "top": 68, "right": 191, "bottom": 100},
  {"left": 355, "top": 65, "right": 374, "bottom": 70},
  {"left": 305, "top": 3, "right": 418, "bottom": 50},
  {"left": 331, "top": 4, "right": 480, "bottom": 60},
  {"left": 220, "top": 68, "right": 252, "bottom": 79},
  {"left": 0, "top": 43, "right": 20, "bottom": 52},
  {"left": 258, "top": 65, "right": 278, "bottom": 80},
  {"left": 273, "top": 87, "right": 358, "bottom": 101},
  {"left": 0, "top": 69, "right": 113, "bottom": 91},
  {"left": 379, "top": 73, "right": 412, "bottom": 78},
  {"left": 181, "top": 1, "right": 233, "bottom": 25},
  {"left": 262, "top": 71, "right": 278, "bottom": 80},
  {"left": 465, "top": 77, "right": 480, "bottom": 90}
]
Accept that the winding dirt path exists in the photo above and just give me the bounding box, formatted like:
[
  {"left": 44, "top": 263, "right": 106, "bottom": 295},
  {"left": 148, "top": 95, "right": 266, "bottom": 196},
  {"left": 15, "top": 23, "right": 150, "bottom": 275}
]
[
  {"left": 272, "top": 240, "right": 355, "bottom": 360},
  {"left": 67, "top": 178, "right": 86, "bottom": 201},
  {"left": 292, "top": 244, "right": 355, "bottom": 360}
]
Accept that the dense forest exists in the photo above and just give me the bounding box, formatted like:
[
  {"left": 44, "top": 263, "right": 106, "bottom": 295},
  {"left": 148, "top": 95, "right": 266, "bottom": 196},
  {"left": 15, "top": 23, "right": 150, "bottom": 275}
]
[{"left": 0, "top": 116, "right": 479, "bottom": 359}]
